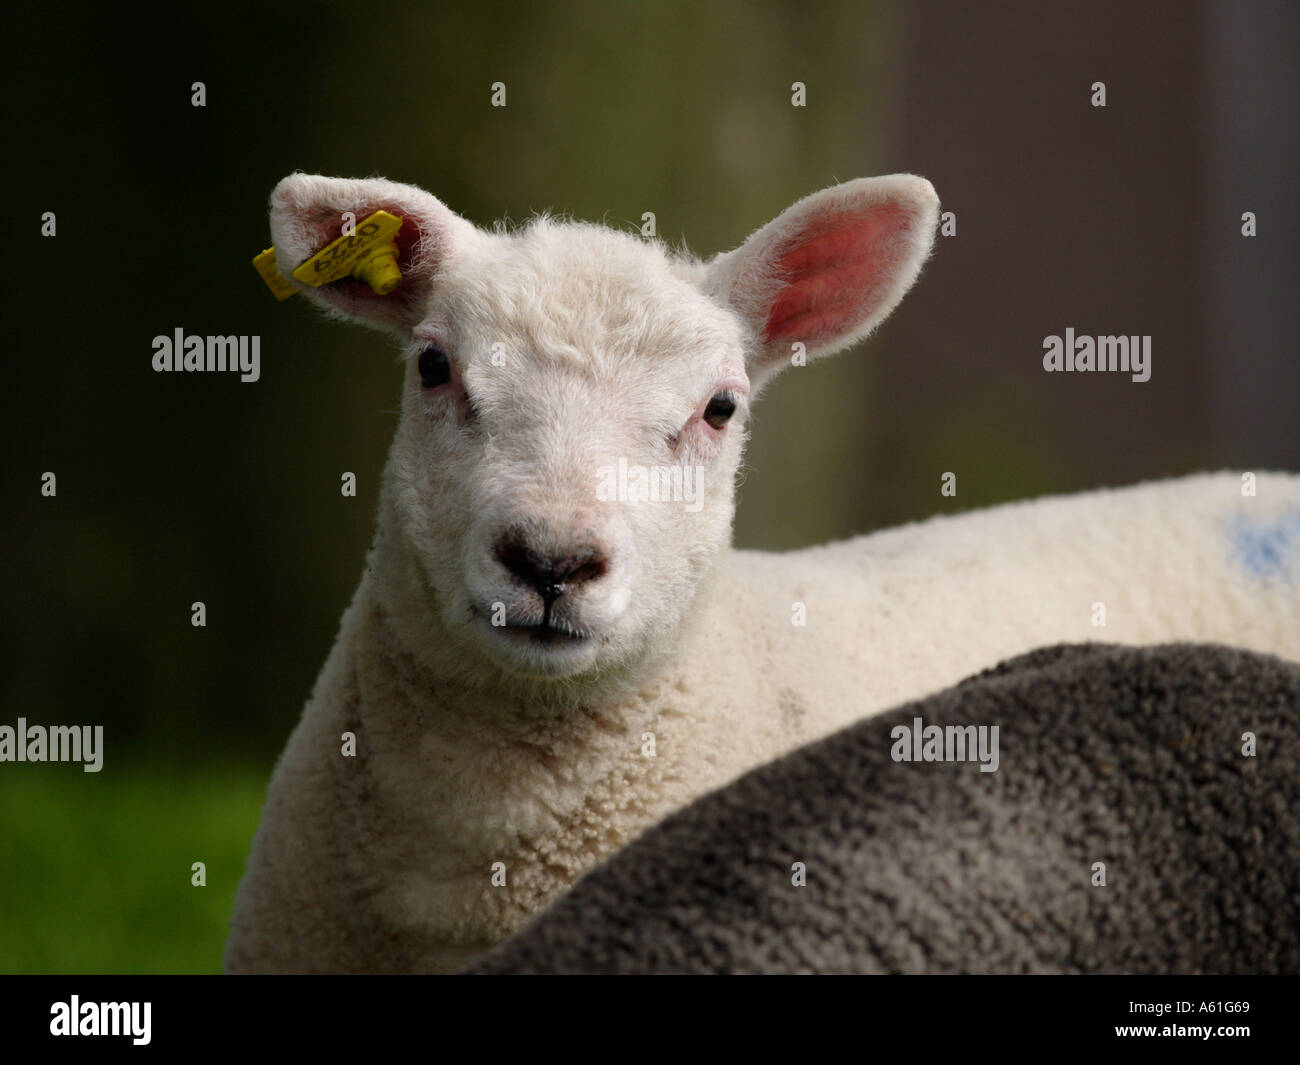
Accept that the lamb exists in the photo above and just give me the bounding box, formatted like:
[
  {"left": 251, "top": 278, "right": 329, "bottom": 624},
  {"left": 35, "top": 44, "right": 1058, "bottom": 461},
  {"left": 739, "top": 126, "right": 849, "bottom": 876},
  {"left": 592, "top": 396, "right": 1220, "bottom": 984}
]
[{"left": 224, "top": 171, "right": 1300, "bottom": 973}]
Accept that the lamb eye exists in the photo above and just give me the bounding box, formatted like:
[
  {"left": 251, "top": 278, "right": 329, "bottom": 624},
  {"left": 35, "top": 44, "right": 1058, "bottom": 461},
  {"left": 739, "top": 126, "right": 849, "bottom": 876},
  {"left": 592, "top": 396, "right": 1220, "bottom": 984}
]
[
  {"left": 418, "top": 345, "right": 451, "bottom": 389},
  {"left": 703, "top": 392, "right": 736, "bottom": 430}
]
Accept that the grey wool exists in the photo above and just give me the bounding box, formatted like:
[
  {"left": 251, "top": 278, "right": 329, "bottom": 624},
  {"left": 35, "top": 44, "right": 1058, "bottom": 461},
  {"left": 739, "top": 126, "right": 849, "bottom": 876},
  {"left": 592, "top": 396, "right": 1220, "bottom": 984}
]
[{"left": 468, "top": 643, "right": 1300, "bottom": 974}]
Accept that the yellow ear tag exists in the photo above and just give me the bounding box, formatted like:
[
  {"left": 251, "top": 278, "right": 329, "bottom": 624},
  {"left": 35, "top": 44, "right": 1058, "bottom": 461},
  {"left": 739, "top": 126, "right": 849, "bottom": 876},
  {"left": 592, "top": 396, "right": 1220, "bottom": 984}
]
[
  {"left": 252, "top": 248, "right": 298, "bottom": 301},
  {"left": 292, "top": 209, "right": 405, "bottom": 295},
  {"left": 251, "top": 210, "right": 406, "bottom": 301}
]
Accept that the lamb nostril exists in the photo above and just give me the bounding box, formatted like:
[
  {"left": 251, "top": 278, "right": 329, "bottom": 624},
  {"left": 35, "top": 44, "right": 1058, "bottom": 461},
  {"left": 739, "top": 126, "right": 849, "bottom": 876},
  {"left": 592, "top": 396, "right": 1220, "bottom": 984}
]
[
  {"left": 495, "top": 534, "right": 608, "bottom": 599},
  {"left": 496, "top": 541, "right": 550, "bottom": 590},
  {"left": 551, "top": 551, "right": 608, "bottom": 587}
]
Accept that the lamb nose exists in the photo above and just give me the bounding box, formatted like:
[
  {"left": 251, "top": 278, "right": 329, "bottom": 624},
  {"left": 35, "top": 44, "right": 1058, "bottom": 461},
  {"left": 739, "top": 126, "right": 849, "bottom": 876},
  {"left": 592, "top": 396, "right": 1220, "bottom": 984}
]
[{"left": 495, "top": 536, "right": 609, "bottom": 600}]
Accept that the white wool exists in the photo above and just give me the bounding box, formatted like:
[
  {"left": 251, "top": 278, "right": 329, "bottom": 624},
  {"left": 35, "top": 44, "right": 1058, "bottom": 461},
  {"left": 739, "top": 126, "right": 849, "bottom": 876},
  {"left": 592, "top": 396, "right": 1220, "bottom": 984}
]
[{"left": 225, "top": 173, "right": 1299, "bottom": 973}]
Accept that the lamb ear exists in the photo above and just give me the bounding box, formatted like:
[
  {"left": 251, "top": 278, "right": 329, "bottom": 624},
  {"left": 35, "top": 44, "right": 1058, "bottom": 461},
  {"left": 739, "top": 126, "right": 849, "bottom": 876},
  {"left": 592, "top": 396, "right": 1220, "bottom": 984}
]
[
  {"left": 705, "top": 175, "right": 939, "bottom": 385},
  {"left": 268, "top": 173, "right": 476, "bottom": 335}
]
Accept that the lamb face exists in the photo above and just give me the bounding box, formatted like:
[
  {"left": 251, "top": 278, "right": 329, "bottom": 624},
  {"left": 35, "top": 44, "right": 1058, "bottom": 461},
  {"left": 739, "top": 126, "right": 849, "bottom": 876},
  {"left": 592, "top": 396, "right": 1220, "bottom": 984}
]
[
  {"left": 390, "top": 221, "right": 752, "bottom": 680},
  {"left": 268, "top": 172, "right": 940, "bottom": 685}
]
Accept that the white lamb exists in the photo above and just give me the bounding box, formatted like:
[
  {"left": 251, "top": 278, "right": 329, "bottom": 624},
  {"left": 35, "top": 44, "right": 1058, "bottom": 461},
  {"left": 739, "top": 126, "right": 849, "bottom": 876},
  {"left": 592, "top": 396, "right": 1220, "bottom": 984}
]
[{"left": 225, "top": 172, "right": 1300, "bottom": 973}]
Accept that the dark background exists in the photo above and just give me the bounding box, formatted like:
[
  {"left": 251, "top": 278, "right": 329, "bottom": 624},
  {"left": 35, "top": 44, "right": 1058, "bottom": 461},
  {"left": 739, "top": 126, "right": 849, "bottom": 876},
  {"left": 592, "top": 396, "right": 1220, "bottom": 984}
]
[{"left": 2, "top": 0, "right": 1296, "bottom": 971}]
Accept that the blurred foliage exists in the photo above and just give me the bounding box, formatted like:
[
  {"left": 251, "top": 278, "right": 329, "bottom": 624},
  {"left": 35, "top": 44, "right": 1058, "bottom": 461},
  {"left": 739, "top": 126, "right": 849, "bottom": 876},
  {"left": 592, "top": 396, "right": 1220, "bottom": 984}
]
[{"left": 0, "top": 764, "right": 264, "bottom": 973}]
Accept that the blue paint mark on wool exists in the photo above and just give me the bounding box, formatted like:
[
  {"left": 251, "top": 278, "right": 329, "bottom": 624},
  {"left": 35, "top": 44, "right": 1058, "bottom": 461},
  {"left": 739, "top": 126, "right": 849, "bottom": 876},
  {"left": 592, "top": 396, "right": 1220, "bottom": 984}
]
[{"left": 1228, "top": 507, "right": 1300, "bottom": 580}]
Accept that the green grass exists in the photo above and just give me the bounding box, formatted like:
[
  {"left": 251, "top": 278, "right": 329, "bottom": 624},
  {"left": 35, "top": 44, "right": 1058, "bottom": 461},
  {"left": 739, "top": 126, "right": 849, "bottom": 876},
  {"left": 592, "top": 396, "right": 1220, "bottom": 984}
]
[{"left": 0, "top": 762, "right": 267, "bottom": 973}]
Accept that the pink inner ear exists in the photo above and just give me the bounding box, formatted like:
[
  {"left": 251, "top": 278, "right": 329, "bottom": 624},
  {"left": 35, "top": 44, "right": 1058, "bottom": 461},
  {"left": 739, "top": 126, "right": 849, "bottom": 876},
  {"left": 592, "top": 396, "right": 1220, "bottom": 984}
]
[{"left": 763, "top": 204, "right": 909, "bottom": 345}]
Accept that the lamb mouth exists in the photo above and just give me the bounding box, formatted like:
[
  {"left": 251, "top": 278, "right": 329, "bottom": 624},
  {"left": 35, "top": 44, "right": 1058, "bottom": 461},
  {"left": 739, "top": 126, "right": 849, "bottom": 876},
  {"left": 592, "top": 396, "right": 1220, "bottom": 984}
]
[
  {"left": 469, "top": 602, "right": 595, "bottom": 646},
  {"left": 500, "top": 622, "right": 591, "bottom": 645}
]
